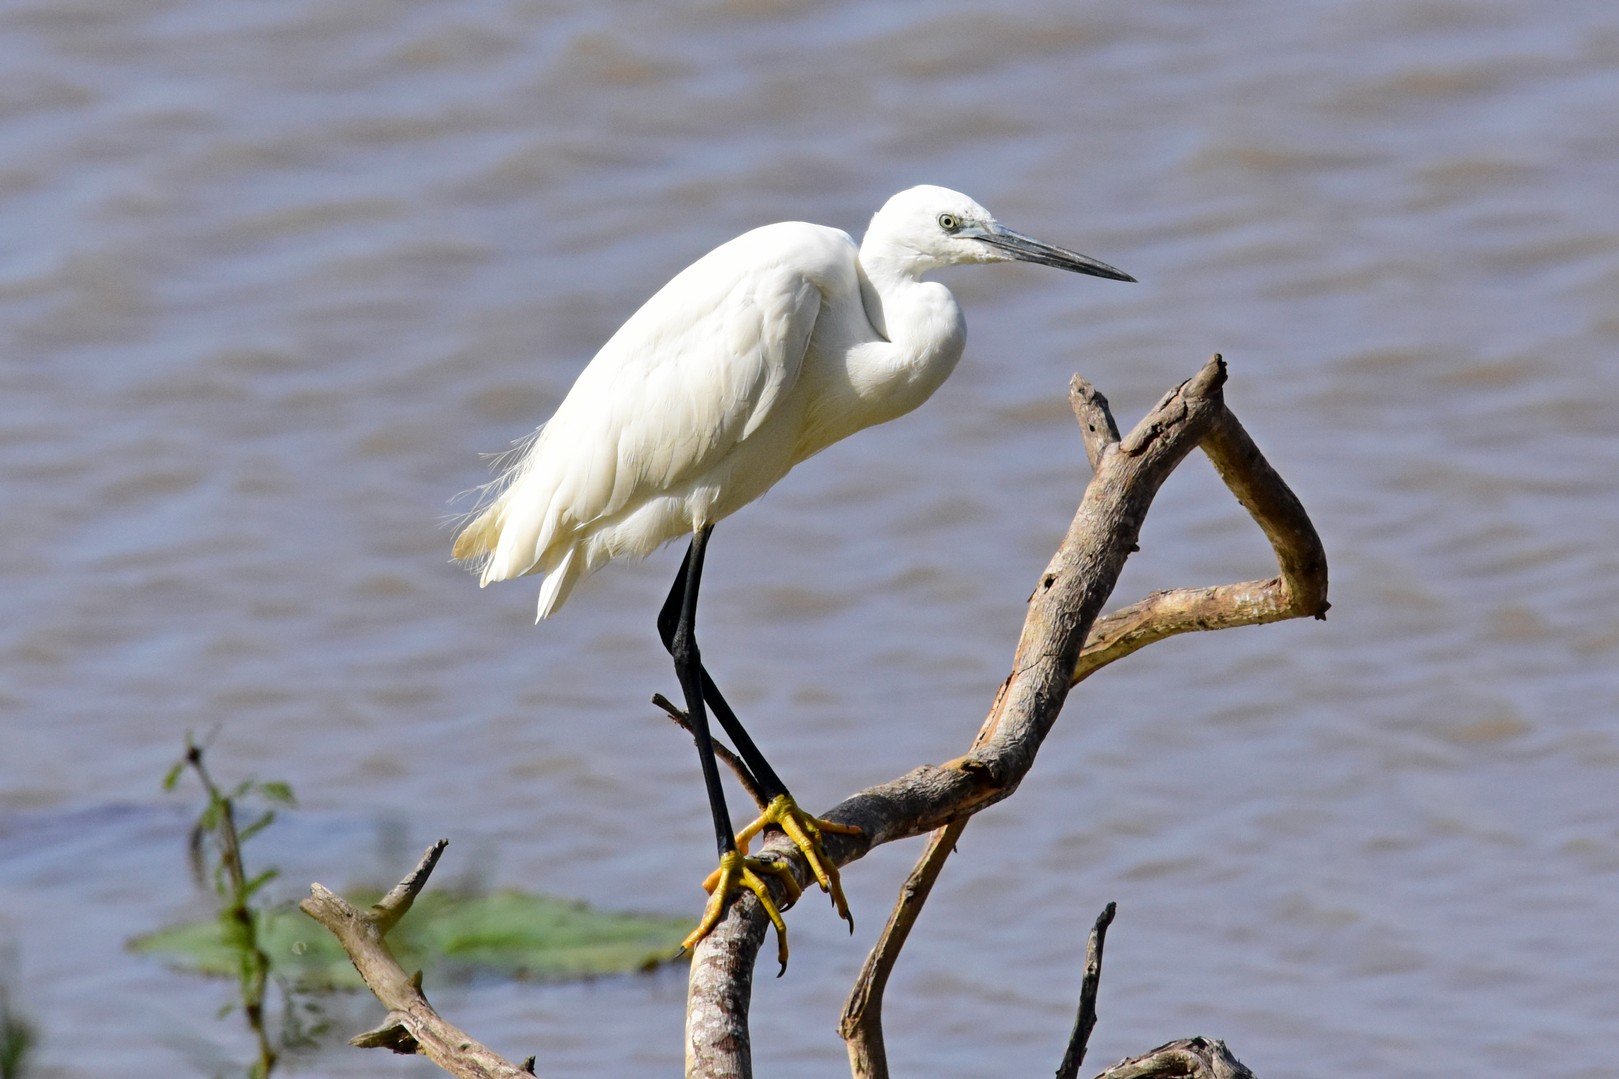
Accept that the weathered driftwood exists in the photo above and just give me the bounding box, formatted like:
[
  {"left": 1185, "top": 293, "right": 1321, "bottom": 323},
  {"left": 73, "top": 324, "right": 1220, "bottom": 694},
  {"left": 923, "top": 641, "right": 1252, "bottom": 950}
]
[
  {"left": 1096, "top": 1037, "right": 1257, "bottom": 1079},
  {"left": 299, "top": 841, "right": 534, "bottom": 1079},
  {"left": 836, "top": 358, "right": 1327, "bottom": 1078},
  {"left": 303, "top": 357, "right": 1326, "bottom": 1079},
  {"left": 1073, "top": 398, "right": 1329, "bottom": 681},
  {"left": 1057, "top": 902, "right": 1117, "bottom": 1079}
]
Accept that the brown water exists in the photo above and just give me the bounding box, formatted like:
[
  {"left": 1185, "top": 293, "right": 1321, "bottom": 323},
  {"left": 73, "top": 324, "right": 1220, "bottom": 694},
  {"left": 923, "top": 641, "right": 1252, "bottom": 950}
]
[{"left": 3, "top": 1, "right": 1618, "bottom": 1075}]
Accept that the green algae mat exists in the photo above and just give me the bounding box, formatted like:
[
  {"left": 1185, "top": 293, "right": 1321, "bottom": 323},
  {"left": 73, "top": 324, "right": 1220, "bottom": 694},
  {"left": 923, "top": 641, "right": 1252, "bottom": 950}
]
[{"left": 133, "top": 889, "right": 691, "bottom": 988}]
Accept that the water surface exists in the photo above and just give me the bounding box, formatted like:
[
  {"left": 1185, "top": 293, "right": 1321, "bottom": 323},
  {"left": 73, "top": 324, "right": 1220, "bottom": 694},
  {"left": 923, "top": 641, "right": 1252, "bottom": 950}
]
[{"left": 3, "top": 1, "right": 1618, "bottom": 1075}]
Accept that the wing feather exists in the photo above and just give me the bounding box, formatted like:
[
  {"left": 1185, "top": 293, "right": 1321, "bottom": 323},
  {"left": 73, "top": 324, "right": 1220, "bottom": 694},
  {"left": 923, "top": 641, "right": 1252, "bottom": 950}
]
[{"left": 455, "top": 226, "right": 840, "bottom": 605}]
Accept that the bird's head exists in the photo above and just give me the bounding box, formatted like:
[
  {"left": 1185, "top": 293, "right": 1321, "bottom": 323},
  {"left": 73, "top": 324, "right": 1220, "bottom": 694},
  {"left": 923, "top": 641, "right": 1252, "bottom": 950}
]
[{"left": 865, "top": 185, "right": 1135, "bottom": 283}]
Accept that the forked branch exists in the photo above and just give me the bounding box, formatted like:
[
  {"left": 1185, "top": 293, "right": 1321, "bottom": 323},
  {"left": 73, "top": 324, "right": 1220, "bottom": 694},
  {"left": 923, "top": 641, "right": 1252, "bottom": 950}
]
[
  {"left": 1074, "top": 400, "right": 1328, "bottom": 682},
  {"left": 299, "top": 841, "right": 535, "bottom": 1079},
  {"left": 693, "top": 356, "right": 1324, "bottom": 1077},
  {"left": 306, "top": 357, "right": 1322, "bottom": 1079}
]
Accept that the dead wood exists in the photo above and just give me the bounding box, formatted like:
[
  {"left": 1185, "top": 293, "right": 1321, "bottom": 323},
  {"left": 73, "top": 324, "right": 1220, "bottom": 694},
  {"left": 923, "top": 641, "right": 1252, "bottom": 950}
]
[
  {"left": 1057, "top": 901, "right": 1117, "bottom": 1079},
  {"left": 304, "top": 357, "right": 1326, "bottom": 1079},
  {"left": 835, "top": 359, "right": 1327, "bottom": 1075},
  {"left": 1096, "top": 1037, "right": 1257, "bottom": 1079},
  {"left": 299, "top": 841, "right": 534, "bottom": 1079}
]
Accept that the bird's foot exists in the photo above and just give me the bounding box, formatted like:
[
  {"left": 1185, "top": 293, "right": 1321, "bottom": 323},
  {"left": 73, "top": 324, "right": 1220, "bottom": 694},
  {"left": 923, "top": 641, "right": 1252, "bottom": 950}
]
[
  {"left": 726, "top": 793, "right": 862, "bottom": 934},
  {"left": 682, "top": 849, "right": 801, "bottom": 973}
]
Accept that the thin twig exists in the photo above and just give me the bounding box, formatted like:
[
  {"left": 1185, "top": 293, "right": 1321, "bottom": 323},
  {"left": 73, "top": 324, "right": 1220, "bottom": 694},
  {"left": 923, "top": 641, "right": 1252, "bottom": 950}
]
[
  {"left": 839, "top": 677, "right": 1021, "bottom": 1078},
  {"left": 1057, "top": 902, "right": 1117, "bottom": 1079},
  {"left": 838, "top": 818, "right": 969, "bottom": 1079},
  {"left": 653, "top": 693, "right": 770, "bottom": 812}
]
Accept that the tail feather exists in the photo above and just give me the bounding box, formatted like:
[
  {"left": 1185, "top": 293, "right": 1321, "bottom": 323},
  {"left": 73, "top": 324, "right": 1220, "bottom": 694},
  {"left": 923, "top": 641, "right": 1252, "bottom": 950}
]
[
  {"left": 451, "top": 421, "right": 601, "bottom": 618},
  {"left": 452, "top": 424, "right": 548, "bottom": 578},
  {"left": 451, "top": 507, "right": 501, "bottom": 564},
  {"left": 535, "top": 548, "right": 580, "bottom": 621}
]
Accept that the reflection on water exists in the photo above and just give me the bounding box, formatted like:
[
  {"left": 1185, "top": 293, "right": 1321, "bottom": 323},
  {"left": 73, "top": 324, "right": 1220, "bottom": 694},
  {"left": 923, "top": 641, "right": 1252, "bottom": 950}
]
[{"left": 3, "top": 1, "right": 1618, "bottom": 1076}]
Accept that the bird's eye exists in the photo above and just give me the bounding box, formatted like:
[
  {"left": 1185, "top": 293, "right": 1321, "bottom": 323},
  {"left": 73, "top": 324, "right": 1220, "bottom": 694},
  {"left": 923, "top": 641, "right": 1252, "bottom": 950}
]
[{"left": 937, "top": 213, "right": 959, "bottom": 232}]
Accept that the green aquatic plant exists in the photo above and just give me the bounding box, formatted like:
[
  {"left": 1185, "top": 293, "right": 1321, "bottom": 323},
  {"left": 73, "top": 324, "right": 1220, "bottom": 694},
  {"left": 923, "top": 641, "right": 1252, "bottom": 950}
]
[
  {"left": 0, "top": 953, "right": 36, "bottom": 1079},
  {"left": 135, "top": 887, "right": 690, "bottom": 988},
  {"left": 145, "top": 739, "right": 687, "bottom": 994},
  {"left": 160, "top": 734, "right": 321, "bottom": 1079}
]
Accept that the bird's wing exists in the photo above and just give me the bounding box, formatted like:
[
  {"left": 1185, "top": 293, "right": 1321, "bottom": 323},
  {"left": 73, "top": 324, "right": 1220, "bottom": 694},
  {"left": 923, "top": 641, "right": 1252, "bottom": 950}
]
[
  {"left": 467, "top": 228, "right": 843, "bottom": 585},
  {"left": 573, "top": 259, "right": 823, "bottom": 525}
]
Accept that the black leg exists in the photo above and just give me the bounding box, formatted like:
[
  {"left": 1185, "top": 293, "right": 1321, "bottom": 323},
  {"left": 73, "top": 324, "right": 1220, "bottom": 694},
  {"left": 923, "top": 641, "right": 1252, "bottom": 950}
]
[
  {"left": 661, "top": 527, "right": 859, "bottom": 965},
  {"left": 658, "top": 529, "right": 790, "bottom": 804},
  {"left": 663, "top": 524, "right": 741, "bottom": 860}
]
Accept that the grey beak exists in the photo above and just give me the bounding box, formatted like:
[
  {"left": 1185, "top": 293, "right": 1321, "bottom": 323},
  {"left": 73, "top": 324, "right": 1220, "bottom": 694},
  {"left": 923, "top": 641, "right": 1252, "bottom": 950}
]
[{"left": 975, "top": 224, "right": 1135, "bottom": 282}]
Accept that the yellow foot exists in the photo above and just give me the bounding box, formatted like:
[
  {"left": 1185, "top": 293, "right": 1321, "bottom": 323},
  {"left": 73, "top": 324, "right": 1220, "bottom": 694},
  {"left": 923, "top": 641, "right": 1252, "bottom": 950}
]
[
  {"left": 726, "top": 794, "right": 862, "bottom": 934},
  {"left": 681, "top": 849, "right": 802, "bottom": 973}
]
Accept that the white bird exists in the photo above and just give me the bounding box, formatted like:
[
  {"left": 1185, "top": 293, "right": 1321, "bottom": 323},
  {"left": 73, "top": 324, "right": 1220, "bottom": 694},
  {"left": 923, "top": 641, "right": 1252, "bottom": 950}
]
[{"left": 454, "top": 185, "right": 1133, "bottom": 968}]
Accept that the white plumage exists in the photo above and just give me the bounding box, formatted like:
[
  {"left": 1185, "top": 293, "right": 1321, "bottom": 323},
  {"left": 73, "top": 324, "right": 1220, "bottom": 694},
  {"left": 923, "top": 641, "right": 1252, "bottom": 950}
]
[{"left": 454, "top": 185, "right": 1133, "bottom": 618}]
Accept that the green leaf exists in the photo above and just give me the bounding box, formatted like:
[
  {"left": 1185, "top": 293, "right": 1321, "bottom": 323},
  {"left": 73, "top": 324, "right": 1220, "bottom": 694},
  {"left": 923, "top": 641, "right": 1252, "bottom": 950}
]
[
  {"left": 132, "top": 890, "right": 691, "bottom": 989},
  {"left": 242, "top": 868, "right": 280, "bottom": 900},
  {"left": 256, "top": 781, "right": 296, "bottom": 807},
  {"left": 162, "top": 760, "right": 186, "bottom": 792},
  {"left": 237, "top": 811, "right": 277, "bottom": 845}
]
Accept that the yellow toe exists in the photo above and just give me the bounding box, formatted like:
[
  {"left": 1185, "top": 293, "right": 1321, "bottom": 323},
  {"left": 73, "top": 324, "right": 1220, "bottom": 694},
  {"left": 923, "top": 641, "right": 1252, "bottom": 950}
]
[
  {"left": 735, "top": 794, "right": 861, "bottom": 932},
  {"left": 683, "top": 849, "right": 799, "bottom": 973}
]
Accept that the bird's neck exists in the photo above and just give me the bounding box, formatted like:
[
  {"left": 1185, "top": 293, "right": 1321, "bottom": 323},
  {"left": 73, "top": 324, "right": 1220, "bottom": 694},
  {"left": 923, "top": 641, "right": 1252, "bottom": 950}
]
[
  {"left": 855, "top": 242, "right": 960, "bottom": 345},
  {"left": 847, "top": 241, "right": 966, "bottom": 414},
  {"left": 856, "top": 249, "right": 899, "bottom": 340},
  {"left": 790, "top": 241, "right": 966, "bottom": 462},
  {"left": 855, "top": 242, "right": 924, "bottom": 340}
]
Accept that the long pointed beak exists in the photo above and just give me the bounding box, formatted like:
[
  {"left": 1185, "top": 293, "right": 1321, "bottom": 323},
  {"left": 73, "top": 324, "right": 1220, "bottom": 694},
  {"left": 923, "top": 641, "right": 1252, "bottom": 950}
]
[{"left": 974, "top": 224, "right": 1136, "bottom": 282}]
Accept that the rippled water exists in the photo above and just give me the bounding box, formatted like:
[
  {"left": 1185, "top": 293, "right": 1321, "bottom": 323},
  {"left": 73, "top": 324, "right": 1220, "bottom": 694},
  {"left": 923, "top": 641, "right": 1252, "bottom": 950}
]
[{"left": 3, "top": 1, "right": 1618, "bottom": 1075}]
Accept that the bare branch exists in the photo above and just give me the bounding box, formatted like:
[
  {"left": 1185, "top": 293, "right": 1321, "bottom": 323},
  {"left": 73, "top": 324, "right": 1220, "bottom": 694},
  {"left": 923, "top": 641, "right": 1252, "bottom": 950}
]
[
  {"left": 1074, "top": 361, "right": 1329, "bottom": 683},
  {"left": 837, "top": 818, "right": 968, "bottom": 1079},
  {"left": 1057, "top": 902, "right": 1116, "bottom": 1079},
  {"left": 308, "top": 360, "right": 1312, "bottom": 1079},
  {"left": 685, "top": 358, "right": 1316, "bottom": 1077},
  {"left": 689, "top": 357, "right": 1245, "bottom": 1074},
  {"left": 298, "top": 842, "right": 534, "bottom": 1079}
]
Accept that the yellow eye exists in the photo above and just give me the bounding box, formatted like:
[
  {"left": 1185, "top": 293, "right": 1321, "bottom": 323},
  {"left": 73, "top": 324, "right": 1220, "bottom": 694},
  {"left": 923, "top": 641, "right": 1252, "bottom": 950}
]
[{"left": 937, "top": 213, "right": 959, "bottom": 232}]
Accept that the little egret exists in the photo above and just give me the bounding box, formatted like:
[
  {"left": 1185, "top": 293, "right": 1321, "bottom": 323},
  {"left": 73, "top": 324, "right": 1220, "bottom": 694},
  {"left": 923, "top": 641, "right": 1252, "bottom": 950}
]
[{"left": 453, "top": 185, "right": 1133, "bottom": 967}]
